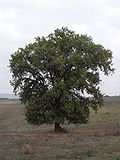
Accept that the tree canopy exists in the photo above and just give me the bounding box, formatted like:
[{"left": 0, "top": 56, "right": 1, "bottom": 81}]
[{"left": 9, "top": 27, "right": 114, "bottom": 131}]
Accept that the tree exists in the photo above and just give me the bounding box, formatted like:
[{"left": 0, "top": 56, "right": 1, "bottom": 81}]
[{"left": 9, "top": 27, "right": 114, "bottom": 132}]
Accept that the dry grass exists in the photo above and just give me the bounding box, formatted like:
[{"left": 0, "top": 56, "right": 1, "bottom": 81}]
[
  {"left": 0, "top": 133, "right": 120, "bottom": 160},
  {"left": 0, "top": 96, "right": 120, "bottom": 160}
]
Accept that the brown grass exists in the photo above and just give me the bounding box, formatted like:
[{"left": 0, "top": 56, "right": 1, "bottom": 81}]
[
  {"left": 0, "top": 122, "right": 120, "bottom": 138},
  {"left": 0, "top": 97, "right": 120, "bottom": 160}
]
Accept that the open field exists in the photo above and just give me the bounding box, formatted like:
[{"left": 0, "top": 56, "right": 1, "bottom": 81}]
[{"left": 0, "top": 96, "right": 120, "bottom": 160}]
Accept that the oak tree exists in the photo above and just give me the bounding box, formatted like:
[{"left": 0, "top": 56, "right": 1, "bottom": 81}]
[{"left": 9, "top": 27, "right": 114, "bottom": 132}]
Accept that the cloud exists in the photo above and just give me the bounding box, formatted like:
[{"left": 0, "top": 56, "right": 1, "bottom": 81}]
[
  {"left": 105, "top": 0, "right": 120, "bottom": 7},
  {"left": 0, "top": 8, "right": 20, "bottom": 38},
  {"left": 0, "top": 0, "right": 120, "bottom": 95}
]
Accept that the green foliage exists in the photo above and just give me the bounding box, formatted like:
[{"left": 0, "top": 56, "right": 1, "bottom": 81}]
[
  {"left": 114, "top": 157, "right": 120, "bottom": 160},
  {"left": 9, "top": 27, "right": 114, "bottom": 126}
]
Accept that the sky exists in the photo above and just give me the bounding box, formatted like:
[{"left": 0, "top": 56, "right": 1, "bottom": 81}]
[{"left": 0, "top": 0, "right": 120, "bottom": 96}]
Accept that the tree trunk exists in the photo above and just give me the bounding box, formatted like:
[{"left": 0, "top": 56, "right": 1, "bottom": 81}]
[
  {"left": 55, "top": 122, "right": 67, "bottom": 132},
  {"left": 55, "top": 122, "right": 61, "bottom": 132}
]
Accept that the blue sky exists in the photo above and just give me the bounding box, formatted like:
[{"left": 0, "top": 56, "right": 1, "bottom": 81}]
[{"left": 0, "top": 0, "right": 120, "bottom": 96}]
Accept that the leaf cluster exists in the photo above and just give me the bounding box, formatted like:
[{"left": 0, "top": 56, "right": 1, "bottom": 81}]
[{"left": 9, "top": 27, "right": 114, "bottom": 125}]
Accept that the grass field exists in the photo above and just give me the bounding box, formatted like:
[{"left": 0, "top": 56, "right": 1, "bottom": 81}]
[{"left": 0, "top": 96, "right": 120, "bottom": 160}]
